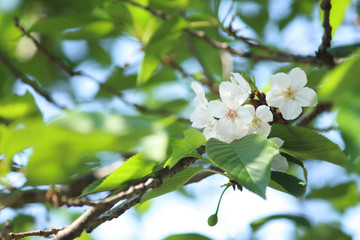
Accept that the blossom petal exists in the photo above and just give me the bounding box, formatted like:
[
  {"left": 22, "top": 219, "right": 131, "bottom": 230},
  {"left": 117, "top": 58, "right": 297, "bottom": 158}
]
[
  {"left": 244, "top": 104, "right": 255, "bottom": 116},
  {"left": 269, "top": 137, "right": 284, "bottom": 148},
  {"left": 295, "top": 87, "right": 318, "bottom": 107},
  {"left": 191, "top": 82, "right": 208, "bottom": 107},
  {"left": 269, "top": 72, "right": 291, "bottom": 89},
  {"left": 279, "top": 99, "right": 302, "bottom": 120},
  {"left": 266, "top": 88, "right": 285, "bottom": 108},
  {"left": 258, "top": 121, "right": 272, "bottom": 135},
  {"left": 256, "top": 105, "right": 273, "bottom": 122},
  {"left": 190, "top": 107, "right": 213, "bottom": 128},
  {"left": 219, "top": 81, "right": 248, "bottom": 106},
  {"left": 216, "top": 118, "right": 233, "bottom": 139},
  {"left": 230, "top": 72, "right": 251, "bottom": 95},
  {"left": 235, "top": 106, "right": 253, "bottom": 124},
  {"left": 271, "top": 154, "right": 288, "bottom": 172},
  {"left": 232, "top": 118, "right": 249, "bottom": 139},
  {"left": 289, "top": 67, "right": 307, "bottom": 89},
  {"left": 207, "top": 100, "right": 226, "bottom": 118},
  {"left": 203, "top": 123, "right": 217, "bottom": 140}
]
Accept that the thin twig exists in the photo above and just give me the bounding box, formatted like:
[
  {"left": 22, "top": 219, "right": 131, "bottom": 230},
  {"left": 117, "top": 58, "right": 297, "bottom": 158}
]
[
  {"left": 121, "top": 0, "right": 326, "bottom": 66},
  {"left": 0, "top": 50, "right": 65, "bottom": 109},
  {"left": 297, "top": 103, "right": 332, "bottom": 127},
  {"left": 316, "top": 0, "right": 335, "bottom": 67},
  {"left": 8, "top": 227, "right": 66, "bottom": 240}
]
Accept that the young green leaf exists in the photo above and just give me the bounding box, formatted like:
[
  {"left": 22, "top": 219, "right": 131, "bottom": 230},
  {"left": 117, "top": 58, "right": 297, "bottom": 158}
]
[
  {"left": 82, "top": 154, "right": 157, "bottom": 196},
  {"left": 206, "top": 135, "right": 279, "bottom": 198},
  {"left": 140, "top": 167, "right": 204, "bottom": 203},
  {"left": 269, "top": 124, "right": 348, "bottom": 167},
  {"left": 137, "top": 16, "right": 187, "bottom": 85},
  {"left": 165, "top": 128, "right": 206, "bottom": 168}
]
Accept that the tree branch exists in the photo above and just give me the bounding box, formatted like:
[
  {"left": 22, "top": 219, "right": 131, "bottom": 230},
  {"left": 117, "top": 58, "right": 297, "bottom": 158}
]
[
  {"left": 316, "top": 0, "right": 335, "bottom": 67},
  {"left": 297, "top": 103, "right": 332, "bottom": 127},
  {"left": 8, "top": 227, "right": 66, "bottom": 240},
  {"left": 121, "top": 0, "right": 326, "bottom": 66},
  {"left": 0, "top": 50, "right": 65, "bottom": 109}
]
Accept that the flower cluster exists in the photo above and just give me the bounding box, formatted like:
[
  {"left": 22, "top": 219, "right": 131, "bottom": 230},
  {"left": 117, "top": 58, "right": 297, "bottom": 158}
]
[{"left": 190, "top": 67, "right": 317, "bottom": 171}]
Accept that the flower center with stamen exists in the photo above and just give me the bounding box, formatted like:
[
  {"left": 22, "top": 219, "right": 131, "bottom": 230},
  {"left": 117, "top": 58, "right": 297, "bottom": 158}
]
[
  {"left": 227, "top": 109, "right": 237, "bottom": 120},
  {"left": 281, "top": 87, "right": 296, "bottom": 101},
  {"left": 251, "top": 117, "right": 261, "bottom": 129}
]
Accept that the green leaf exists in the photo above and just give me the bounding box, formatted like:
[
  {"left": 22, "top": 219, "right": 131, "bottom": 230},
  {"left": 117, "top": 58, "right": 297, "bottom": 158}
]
[
  {"left": 300, "top": 224, "right": 352, "bottom": 240},
  {"left": 251, "top": 214, "right": 311, "bottom": 232},
  {"left": 137, "top": 16, "right": 187, "bottom": 85},
  {"left": 306, "top": 181, "right": 360, "bottom": 212},
  {"left": 82, "top": 154, "right": 157, "bottom": 195},
  {"left": 269, "top": 124, "right": 348, "bottom": 167},
  {"left": 318, "top": 48, "right": 360, "bottom": 103},
  {"left": 206, "top": 135, "right": 279, "bottom": 198},
  {"left": 337, "top": 92, "right": 360, "bottom": 163},
  {"left": 140, "top": 167, "right": 204, "bottom": 203},
  {"left": 13, "top": 113, "right": 162, "bottom": 185},
  {"left": 30, "top": 12, "right": 98, "bottom": 35},
  {"left": 319, "top": 0, "right": 351, "bottom": 36},
  {"left": 269, "top": 171, "right": 307, "bottom": 197},
  {"left": 61, "top": 20, "right": 115, "bottom": 40},
  {"left": 0, "top": 92, "right": 40, "bottom": 120},
  {"left": 162, "top": 233, "right": 211, "bottom": 240},
  {"left": 165, "top": 129, "right": 206, "bottom": 168}
]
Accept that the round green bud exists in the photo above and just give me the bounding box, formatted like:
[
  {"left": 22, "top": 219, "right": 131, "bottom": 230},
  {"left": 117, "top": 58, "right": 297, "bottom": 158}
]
[{"left": 207, "top": 214, "right": 218, "bottom": 227}]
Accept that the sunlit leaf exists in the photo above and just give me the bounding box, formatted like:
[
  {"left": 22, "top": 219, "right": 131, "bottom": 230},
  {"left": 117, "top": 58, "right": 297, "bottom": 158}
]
[
  {"left": 140, "top": 167, "right": 204, "bottom": 203},
  {"left": 206, "top": 135, "right": 279, "bottom": 198},
  {"left": 165, "top": 129, "right": 206, "bottom": 168},
  {"left": 269, "top": 125, "right": 348, "bottom": 167},
  {"left": 162, "top": 233, "right": 211, "bottom": 240},
  {"left": 319, "top": 0, "right": 351, "bottom": 36},
  {"left": 300, "top": 224, "right": 351, "bottom": 240},
  {"left": 82, "top": 154, "right": 158, "bottom": 195}
]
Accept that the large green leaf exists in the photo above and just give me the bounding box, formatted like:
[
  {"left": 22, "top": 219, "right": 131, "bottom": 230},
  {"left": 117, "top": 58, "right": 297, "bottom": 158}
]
[
  {"left": 269, "top": 125, "right": 348, "bottom": 167},
  {"left": 165, "top": 129, "right": 206, "bottom": 168},
  {"left": 318, "top": 48, "right": 360, "bottom": 103},
  {"left": 82, "top": 154, "right": 158, "bottom": 195},
  {"left": 206, "top": 135, "right": 279, "bottom": 198},
  {"left": 137, "top": 16, "right": 187, "bottom": 85},
  {"left": 269, "top": 171, "right": 307, "bottom": 197},
  {"left": 251, "top": 214, "right": 311, "bottom": 232},
  {"left": 61, "top": 21, "right": 116, "bottom": 40},
  {"left": 140, "top": 167, "right": 204, "bottom": 203},
  {"left": 300, "top": 224, "right": 352, "bottom": 240}
]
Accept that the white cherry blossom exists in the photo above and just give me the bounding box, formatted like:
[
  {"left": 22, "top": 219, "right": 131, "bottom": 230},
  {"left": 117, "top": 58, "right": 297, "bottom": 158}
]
[
  {"left": 266, "top": 67, "right": 318, "bottom": 120},
  {"left": 207, "top": 81, "right": 253, "bottom": 140},
  {"left": 245, "top": 105, "right": 273, "bottom": 135},
  {"left": 190, "top": 82, "right": 218, "bottom": 140},
  {"left": 269, "top": 137, "right": 288, "bottom": 172}
]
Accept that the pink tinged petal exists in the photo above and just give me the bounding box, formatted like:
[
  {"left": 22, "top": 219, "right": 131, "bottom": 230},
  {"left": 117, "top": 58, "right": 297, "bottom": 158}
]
[
  {"left": 269, "top": 72, "right": 291, "bottom": 89},
  {"left": 232, "top": 118, "right": 249, "bottom": 139},
  {"left": 269, "top": 137, "right": 284, "bottom": 147},
  {"left": 207, "top": 100, "right": 227, "bottom": 118},
  {"left": 294, "top": 87, "right": 318, "bottom": 107},
  {"left": 258, "top": 121, "right": 272, "bottom": 135},
  {"left": 235, "top": 106, "right": 253, "bottom": 124},
  {"left": 216, "top": 118, "right": 233, "bottom": 139},
  {"left": 256, "top": 105, "right": 273, "bottom": 122},
  {"left": 279, "top": 99, "right": 303, "bottom": 120},
  {"left": 289, "top": 67, "right": 307, "bottom": 89},
  {"left": 266, "top": 88, "right": 285, "bottom": 108},
  {"left": 271, "top": 154, "right": 288, "bottom": 172}
]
